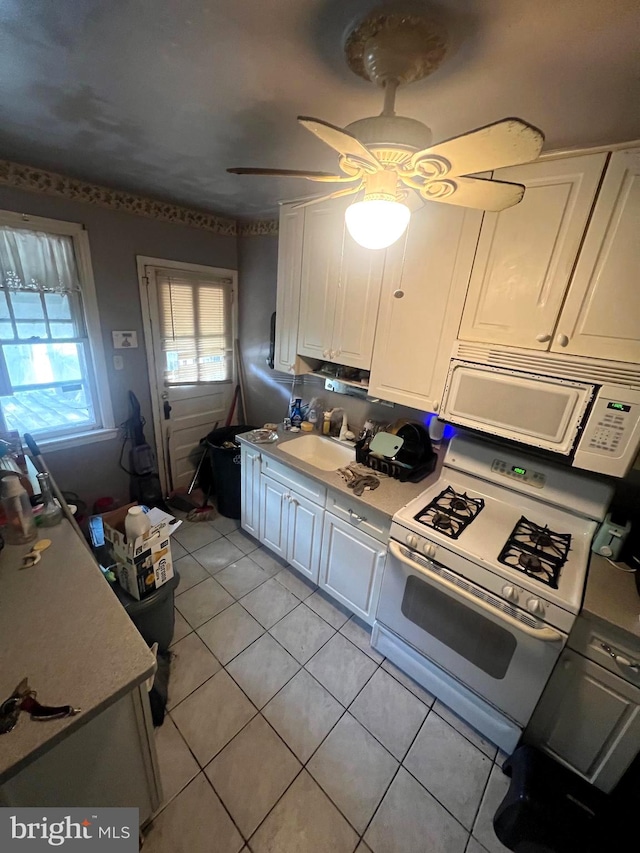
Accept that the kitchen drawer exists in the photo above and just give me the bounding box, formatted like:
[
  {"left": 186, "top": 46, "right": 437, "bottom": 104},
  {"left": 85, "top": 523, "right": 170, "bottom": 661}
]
[
  {"left": 326, "top": 490, "right": 391, "bottom": 544},
  {"left": 569, "top": 615, "right": 640, "bottom": 688},
  {"left": 261, "top": 455, "right": 326, "bottom": 506}
]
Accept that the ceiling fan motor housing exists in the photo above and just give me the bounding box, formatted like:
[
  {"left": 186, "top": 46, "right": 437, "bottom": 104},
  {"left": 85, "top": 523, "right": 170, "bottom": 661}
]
[{"left": 346, "top": 115, "right": 433, "bottom": 159}]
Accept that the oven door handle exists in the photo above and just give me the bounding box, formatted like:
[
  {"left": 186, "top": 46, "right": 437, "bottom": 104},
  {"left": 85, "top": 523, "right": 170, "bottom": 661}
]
[{"left": 389, "top": 541, "right": 564, "bottom": 643}]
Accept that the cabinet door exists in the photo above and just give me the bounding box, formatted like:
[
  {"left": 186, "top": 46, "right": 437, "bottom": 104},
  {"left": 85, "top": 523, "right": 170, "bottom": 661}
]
[
  {"left": 330, "top": 232, "right": 384, "bottom": 370},
  {"left": 553, "top": 148, "right": 640, "bottom": 362},
  {"left": 319, "top": 513, "right": 386, "bottom": 625},
  {"left": 527, "top": 649, "right": 640, "bottom": 792},
  {"left": 274, "top": 204, "right": 309, "bottom": 374},
  {"left": 258, "top": 475, "right": 289, "bottom": 559},
  {"left": 368, "top": 203, "right": 482, "bottom": 412},
  {"left": 297, "top": 201, "right": 343, "bottom": 360},
  {"left": 240, "top": 445, "right": 261, "bottom": 538},
  {"left": 459, "top": 153, "right": 607, "bottom": 350},
  {"left": 286, "top": 492, "right": 323, "bottom": 583}
]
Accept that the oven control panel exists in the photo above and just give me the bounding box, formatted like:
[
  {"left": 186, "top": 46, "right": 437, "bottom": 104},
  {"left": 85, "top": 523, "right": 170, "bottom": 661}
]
[{"left": 491, "top": 458, "right": 546, "bottom": 488}]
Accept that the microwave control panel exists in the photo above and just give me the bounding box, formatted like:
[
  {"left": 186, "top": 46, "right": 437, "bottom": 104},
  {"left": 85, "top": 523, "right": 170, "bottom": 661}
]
[
  {"left": 491, "top": 459, "right": 546, "bottom": 488},
  {"left": 574, "top": 386, "right": 640, "bottom": 477}
]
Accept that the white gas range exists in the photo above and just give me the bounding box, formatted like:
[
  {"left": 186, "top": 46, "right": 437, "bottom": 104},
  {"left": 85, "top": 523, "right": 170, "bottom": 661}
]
[{"left": 373, "top": 433, "right": 613, "bottom": 753}]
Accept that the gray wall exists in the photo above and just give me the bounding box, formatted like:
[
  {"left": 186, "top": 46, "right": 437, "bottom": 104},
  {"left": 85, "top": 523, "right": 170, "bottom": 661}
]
[
  {"left": 237, "top": 234, "right": 293, "bottom": 427},
  {"left": 0, "top": 185, "right": 237, "bottom": 508}
]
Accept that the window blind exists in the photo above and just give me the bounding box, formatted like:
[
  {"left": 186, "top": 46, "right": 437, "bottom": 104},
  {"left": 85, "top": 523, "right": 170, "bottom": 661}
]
[{"left": 156, "top": 270, "right": 233, "bottom": 384}]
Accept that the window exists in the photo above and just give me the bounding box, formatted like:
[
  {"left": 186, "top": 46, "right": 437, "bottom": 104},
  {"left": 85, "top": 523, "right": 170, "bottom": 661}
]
[
  {"left": 157, "top": 270, "right": 233, "bottom": 385},
  {"left": 0, "top": 212, "right": 113, "bottom": 444}
]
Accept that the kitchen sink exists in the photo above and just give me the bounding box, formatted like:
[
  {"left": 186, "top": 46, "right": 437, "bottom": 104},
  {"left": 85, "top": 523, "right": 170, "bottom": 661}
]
[{"left": 278, "top": 434, "right": 355, "bottom": 471}]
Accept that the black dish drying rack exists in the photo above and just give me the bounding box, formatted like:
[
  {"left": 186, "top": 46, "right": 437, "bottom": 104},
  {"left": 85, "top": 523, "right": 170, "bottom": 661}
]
[{"left": 354, "top": 422, "right": 436, "bottom": 483}]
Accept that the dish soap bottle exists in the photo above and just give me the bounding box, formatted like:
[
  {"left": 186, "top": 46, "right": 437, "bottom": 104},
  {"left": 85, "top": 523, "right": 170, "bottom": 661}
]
[
  {"left": 1, "top": 474, "right": 37, "bottom": 544},
  {"left": 290, "top": 398, "right": 303, "bottom": 429},
  {"left": 322, "top": 411, "right": 332, "bottom": 436},
  {"left": 36, "top": 472, "right": 63, "bottom": 527}
]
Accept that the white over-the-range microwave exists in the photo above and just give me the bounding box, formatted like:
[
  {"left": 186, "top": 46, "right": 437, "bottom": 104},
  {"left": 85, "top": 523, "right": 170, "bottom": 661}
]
[{"left": 441, "top": 342, "right": 640, "bottom": 478}]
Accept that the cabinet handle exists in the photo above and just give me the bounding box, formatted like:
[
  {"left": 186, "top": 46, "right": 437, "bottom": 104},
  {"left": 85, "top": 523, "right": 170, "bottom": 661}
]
[
  {"left": 535, "top": 333, "right": 551, "bottom": 343},
  {"left": 556, "top": 333, "right": 569, "bottom": 347},
  {"left": 322, "top": 349, "right": 330, "bottom": 358},
  {"left": 290, "top": 498, "right": 298, "bottom": 508},
  {"left": 348, "top": 508, "right": 367, "bottom": 523},
  {"left": 600, "top": 642, "right": 639, "bottom": 673}
]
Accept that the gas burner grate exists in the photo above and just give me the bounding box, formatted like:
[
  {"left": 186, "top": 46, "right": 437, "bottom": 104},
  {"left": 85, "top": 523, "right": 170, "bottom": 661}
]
[
  {"left": 413, "top": 486, "right": 485, "bottom": 539},
  {"left": 497, "top": 516, "right": 571, "bottom": 589}
]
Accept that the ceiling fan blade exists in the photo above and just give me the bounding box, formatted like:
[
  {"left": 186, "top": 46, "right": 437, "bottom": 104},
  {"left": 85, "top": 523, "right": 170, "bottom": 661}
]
[
  {"left": 423, "top": 176, "right": 525, "bottom": 211},
  {"left": 227, "top": 167, "right": 349, "bottom": 181},
  {"left": 298, "top": 117, "right": 380, "bottom": 170},
  {"left": 411, "top": 119, "right": 544, "bottom": 178},
  {"left": 291, "top": 184, "right": 361, "bottom": 210}
]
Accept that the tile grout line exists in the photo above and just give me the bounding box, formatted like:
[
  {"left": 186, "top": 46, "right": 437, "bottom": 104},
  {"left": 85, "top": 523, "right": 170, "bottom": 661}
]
[{"left": 168, "top": 530, "right": 499, "bottom": 850}]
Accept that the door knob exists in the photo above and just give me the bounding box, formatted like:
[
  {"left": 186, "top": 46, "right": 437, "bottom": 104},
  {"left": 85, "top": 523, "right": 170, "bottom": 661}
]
[
  {"left": 536, "top": 333, "right": 551, "bottom": 343},
  {"left": 556, "top": 333, "right": 569, "bottom": 347}
]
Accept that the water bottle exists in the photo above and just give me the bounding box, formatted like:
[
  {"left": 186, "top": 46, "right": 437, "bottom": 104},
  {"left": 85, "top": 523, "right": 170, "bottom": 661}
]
[{"left": 1, "top": 474, "right": 37, "bottom": 544}]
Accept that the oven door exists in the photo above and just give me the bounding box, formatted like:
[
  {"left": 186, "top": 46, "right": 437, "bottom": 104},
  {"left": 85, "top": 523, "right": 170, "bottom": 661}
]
[
  {"left": 377, "top": 540, "right": 568, "bottom": 725},
  {"left": 441, "top": 361, "right": 594, "bottom": 454}
]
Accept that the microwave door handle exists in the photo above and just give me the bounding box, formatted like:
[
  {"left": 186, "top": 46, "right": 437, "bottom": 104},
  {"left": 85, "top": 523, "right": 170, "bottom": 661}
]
[{"left": 389, "top": 541, "right": 564, "bottom": 643}]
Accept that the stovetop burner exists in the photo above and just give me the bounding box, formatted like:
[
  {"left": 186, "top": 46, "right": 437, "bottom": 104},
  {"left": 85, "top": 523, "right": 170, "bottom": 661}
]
[
  {"left": 498, "top": 516, "right": 571, "bottom": 589},
  {"left": 414, "top": 486, "right": 484, "bottom": 539}
]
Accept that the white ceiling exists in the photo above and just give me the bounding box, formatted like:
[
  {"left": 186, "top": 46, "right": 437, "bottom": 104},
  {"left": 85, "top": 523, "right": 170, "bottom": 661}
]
[{"left": 0, "top": 0, "right": 638, "bottom": 218}]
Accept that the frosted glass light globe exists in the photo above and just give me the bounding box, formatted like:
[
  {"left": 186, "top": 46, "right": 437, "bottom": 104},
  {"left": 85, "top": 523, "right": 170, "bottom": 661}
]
[{"left": 345, "top": 199, "right": 411, "bottom": 250}]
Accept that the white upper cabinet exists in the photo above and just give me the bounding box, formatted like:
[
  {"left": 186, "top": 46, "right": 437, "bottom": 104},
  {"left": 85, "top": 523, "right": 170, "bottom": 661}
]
[
  {"left": 368, "top": 203, "right": 482, "bottom": 413},
  {"left": 553, "top": 148, "right": 640, "bottom": 363},
  {"left": 274, "top": 204, "right": 310, "bottom": 375},
  {"left": 331, "top": 233, "right": 385, "bottom": 370},
  {"left": 459, "top": 153, "right": 607, "bottom": 350},
  {"left": 297, "top": 200, "right": 384, "bottom": 370},
  {"left": 297, "top": 201, "right": 343, "bottom": 361}
]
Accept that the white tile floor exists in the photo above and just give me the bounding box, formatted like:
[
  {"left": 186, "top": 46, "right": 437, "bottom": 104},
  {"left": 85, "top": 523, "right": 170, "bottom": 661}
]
[{"left": 144, "top": 516, "right": 512, "bottom": 853}]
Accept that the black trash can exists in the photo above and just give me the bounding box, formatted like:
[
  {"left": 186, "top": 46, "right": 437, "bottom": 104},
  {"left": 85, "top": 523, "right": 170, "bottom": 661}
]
[
  {"left": 112, "top": 571, "right": 180, "bottom": 653},
  {"left": 494, "top": 745, "right": 612, "bottom": 852},
  {"left": 203, "top": 425, "right": 257, "bottom": 519}
]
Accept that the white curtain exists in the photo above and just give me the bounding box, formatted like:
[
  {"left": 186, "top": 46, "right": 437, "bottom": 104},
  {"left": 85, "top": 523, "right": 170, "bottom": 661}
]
[{"left": 0, "top": 226, "right": 81, "bottom": 293}]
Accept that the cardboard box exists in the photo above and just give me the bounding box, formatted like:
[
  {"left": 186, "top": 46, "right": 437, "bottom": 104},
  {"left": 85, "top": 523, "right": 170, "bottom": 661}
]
[{"left": 102, "top": 503, "right": 182, "bottom": 600}]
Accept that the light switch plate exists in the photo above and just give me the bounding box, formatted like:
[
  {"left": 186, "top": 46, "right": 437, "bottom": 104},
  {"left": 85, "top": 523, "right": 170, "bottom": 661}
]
[
  {"left": 113, "top": 355, "right": 124, "bottom": 370},
  {"left": 112, "top": 330, "right": 138, "bottom": 349}
]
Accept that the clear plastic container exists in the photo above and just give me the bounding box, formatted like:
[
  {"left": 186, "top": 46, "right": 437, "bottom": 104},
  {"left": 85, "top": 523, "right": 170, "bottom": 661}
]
[{"left": 1, "top": 474, "right": 37, "bottom": 544}]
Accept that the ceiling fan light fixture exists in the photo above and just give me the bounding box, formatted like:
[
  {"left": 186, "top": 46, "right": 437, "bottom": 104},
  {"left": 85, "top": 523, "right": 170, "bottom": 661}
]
[{"left": 345, "top": 198, "right": 410, "bottom": 250}]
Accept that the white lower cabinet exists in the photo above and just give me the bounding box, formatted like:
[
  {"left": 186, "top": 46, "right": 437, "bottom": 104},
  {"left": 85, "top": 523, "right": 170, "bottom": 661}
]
[
  {"left": 259, "top": 473, "right": 323, "bottom": 582},
  {"left": 319, "top": 513, "right": 387, "bottom": 626},
  {"left": 242, "top": 447, "right": 389, "bottom": 622},
  {"left": 526, "top": 647, "right": 640, "bottom": 792},
  {"left": 241, "top": 444, "right": 261, "bottom": 538}
]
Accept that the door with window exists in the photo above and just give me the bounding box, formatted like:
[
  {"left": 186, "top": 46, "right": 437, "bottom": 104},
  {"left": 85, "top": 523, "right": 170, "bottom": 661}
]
[{"left": 140, "top": 261, "right": 236, "bottom": 493}]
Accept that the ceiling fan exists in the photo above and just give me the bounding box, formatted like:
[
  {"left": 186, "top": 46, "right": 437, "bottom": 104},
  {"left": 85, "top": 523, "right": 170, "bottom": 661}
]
[{"left": 228, "top": 5, "right": 545, "bottom": 250}]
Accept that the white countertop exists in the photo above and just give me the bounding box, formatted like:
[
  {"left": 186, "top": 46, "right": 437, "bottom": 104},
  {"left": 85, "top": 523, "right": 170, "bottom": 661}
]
[
  {"left": 0, "top": 521, "right": 156, "bottom": 783},
  {"left": 237, "top": 429, "right": 446, "bottom": 519}
]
